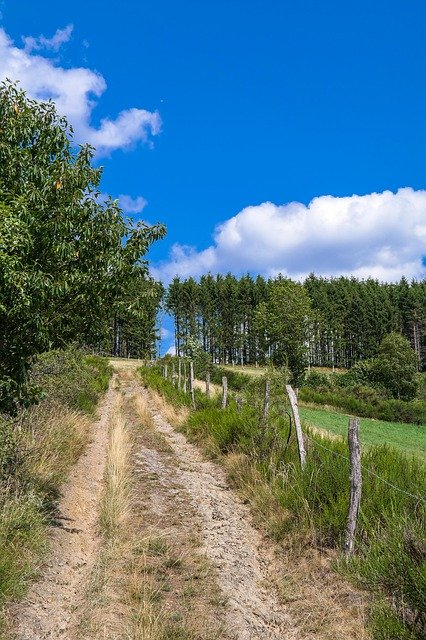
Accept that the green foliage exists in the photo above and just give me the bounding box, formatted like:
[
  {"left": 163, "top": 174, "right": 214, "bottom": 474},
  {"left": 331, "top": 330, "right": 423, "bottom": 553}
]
[
  {"left": 254, "top": 277, "right": 312, "bottom": 383},
  {"left": 207, "top": 365, "right": 252, "bottom": 391},
  {"left": 166, "top": 274, "right": 426, "bottom": 376},
  {"left": 369, "top": 333, "right": 419, "bottom": 400},
  {"left": 30, "top": 349, "right": 112, "bottom": 414},
  {"left": 0, "top": 81, "right": 165, "bottom": 412}
]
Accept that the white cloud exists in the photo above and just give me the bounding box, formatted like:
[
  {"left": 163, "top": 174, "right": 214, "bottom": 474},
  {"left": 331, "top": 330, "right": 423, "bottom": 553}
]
[
  {"left": 161, "top": 327, "right": 172, "bottom": 339},
  {"left": 23, "top": 24, "right": 74, "bottom": 53},
  {"left": 0, "top": 27, "right": 161, "bottom": 156},
  {"left": 118, "top": 194, "right": 148, "bottom": 213},
  {"left": 165, "top": 345, "right": 176, "bottom": 356},
  {"left": 154, "top": 188, "right": 426, "bottom": 283}
]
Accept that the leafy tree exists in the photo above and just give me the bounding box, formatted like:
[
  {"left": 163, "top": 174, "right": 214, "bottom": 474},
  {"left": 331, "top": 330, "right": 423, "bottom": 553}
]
[
  {"left": 370, "top": 332, "right": 419, "bottom": 400},
  {"left": 255, "top": 278, "right": 312, "bottom": 383},
  {"left": 0, "top": 81, "right": 165, "bottom": 412}
]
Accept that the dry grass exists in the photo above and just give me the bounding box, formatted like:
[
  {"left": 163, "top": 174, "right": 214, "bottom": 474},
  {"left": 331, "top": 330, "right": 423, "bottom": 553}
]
[
  {"left": 26, "top": 404, "right": 91, "bottom": 491},
  {"left": 224, "top": 452, "right": 370, "bottom": 640},
  {"left": 133, "top": 395, "right": 155, "bottom": 430},
  {"left": 100, "top": 399, "right": 132, "bottom": 538},
  {"left": 80, "top": 395, "right": 133, "bottom": 637},
  {"left": 149, "top": 388, "right": 189, "bottom": 427}
]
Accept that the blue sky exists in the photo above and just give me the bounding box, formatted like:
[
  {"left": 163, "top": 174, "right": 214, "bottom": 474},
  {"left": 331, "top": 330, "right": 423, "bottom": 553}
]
[{"left": 1, "top": 0, "right": 426, "bottom": 286}]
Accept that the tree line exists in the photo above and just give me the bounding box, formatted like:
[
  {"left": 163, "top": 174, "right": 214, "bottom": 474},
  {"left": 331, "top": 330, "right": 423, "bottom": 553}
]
[{"left": 165, "top": 273, "right": 426, "bottom": 377}]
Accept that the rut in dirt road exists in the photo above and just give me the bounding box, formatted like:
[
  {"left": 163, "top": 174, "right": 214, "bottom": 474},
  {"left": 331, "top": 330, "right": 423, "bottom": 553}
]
[{"left": 141, "top": 385, "right": 297, "bottom": 640}]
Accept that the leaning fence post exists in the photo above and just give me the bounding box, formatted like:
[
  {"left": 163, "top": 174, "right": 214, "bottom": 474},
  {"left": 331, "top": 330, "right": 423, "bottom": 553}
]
[
  {"left": 345, "top": 418, "right": 362, "bottom": 557},
  {"left": 285, "top": 384, "right": 306, "bottom": 468},
  {"left": 189, "top": 361, "right": 195, "bottom": 408},
  {"left": 221, "top": 376, "right": 228, "bottom": 409},
  {"left": 178, "top": 358, "right": 182, "bottom": 390},
  {"left": 206, "top": 371, "right": 210, "bottom": 399},
  {"left": 263, "top": 379, "right": 270, "bottom": 423}
]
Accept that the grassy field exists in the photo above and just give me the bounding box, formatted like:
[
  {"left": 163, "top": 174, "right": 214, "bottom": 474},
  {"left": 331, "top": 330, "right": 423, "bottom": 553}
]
[
  {"left": 300, "top": 404, "right": 426, "bottom": 460},
  {"left": 222, "top": 364, "right": 266, "bottom": 377}
]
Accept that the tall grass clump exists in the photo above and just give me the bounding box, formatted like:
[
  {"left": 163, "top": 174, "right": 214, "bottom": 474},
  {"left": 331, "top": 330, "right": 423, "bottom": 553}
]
[
  {"left": 140, "top": 364, "right": 426, "bottom": 640},
  {"left": 0, "top": 349, "right": 112, "bottom": 628}
]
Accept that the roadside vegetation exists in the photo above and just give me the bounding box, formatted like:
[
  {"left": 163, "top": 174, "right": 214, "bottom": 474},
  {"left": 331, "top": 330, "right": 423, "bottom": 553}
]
[
  {"left": 140, "top": 363, "right": 426, "bottom": 640},
  {"left": 0, "top": 349, "right": 111, "bottom": 632}
]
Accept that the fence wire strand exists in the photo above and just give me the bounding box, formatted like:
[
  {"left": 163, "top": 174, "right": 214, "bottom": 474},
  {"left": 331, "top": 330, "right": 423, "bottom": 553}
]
[{"left": 304, "top": 432, "right": 426, "bottom": 504}]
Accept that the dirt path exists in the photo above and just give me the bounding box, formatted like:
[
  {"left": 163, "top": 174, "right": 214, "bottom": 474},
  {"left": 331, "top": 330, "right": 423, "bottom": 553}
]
[
  {"left": 143, "top": 386, "right": 296, "bottom": 640},
  {"left": 12, "top": 364, "right": 296, "bottom": 639},
  {"left": 13, "top": 379, "right": 118, "bottom": 639}
]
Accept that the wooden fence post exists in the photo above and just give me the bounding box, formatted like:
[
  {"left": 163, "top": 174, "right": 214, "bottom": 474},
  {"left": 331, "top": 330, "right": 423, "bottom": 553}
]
[
  {"left": 345, "top": 418, "right": 362, "bottom": 557},
  {"left": 164, "top": 363, "right": 168, "bottom": 380},
  {"left": 263, "top": 379, "right": 270, "bottom": 422},
  {"left": 221, "top": 376, "right": 228, "bottom": 409},
  {"left": 183, "top": 362, "right": 187, "bottom": 393},
  {"left": 189, "top": 361, "right": 195, "bottom": 408},
  {"left": 236, "top": 397, "right": 243, "bottom": 413},
  {"left": 285, "top": 384, "right": 306, "bottom": 468},
  {"left": 178, "top": 358, "right": 182, "bottom": 390},
  {"left": 206, "top": 371, "right": 210, "bottom": 399}
]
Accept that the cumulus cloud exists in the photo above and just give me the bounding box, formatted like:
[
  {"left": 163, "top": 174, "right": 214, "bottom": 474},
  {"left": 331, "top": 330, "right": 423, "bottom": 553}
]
[
  {"left": 165, "top": 345, "right": 176, "bottom": 356},
  {"left": 154, "top": 188, "right": 426, "bottom": 283},
  {"left": 160, "top": 327, "right": 172, "bottom": 339},
  {"left": 118, "top": 194, "right": 148, "bottom": 213},
  {"left": 23, "top": 24, "right": 74, "bottom": 53},
  {"left": 0, "top": 27, "right": 161, "bottom": 156}
]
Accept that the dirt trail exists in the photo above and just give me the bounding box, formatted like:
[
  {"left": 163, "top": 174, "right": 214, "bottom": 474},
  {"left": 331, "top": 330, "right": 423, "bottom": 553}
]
[
  {"left": 143, "top": 386, "right": 296, "bottom": 640},
  {"left": 13, "top": 364, "right": 297, "bottom": 640},
  {"left": 13, "top": 380, "right": 118, "bottom": 640}
]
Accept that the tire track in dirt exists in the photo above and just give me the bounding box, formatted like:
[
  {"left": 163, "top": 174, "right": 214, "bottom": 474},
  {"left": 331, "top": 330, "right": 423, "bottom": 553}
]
[
  {"left": 13, "top": 379, "right": 118, "bottom": 640},
  {"left": 142, "top": 385, "right": 297, "bottom": 640}
]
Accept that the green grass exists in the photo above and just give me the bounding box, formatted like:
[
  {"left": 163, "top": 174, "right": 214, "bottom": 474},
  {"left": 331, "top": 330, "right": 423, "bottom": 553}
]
[{"left": 299, "top": 404, "right": 426, "bottom": 461}]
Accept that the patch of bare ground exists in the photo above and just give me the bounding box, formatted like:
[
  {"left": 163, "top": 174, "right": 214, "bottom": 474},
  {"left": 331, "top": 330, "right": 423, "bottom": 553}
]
[{"left": 11, "top": 377, "right": 118, "bottom": 640}]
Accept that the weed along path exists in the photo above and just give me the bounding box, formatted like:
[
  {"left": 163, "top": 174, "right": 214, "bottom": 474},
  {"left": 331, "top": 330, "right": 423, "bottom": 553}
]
[{"left": 14, "top": 361, "right": 352, "bottom": 639}]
